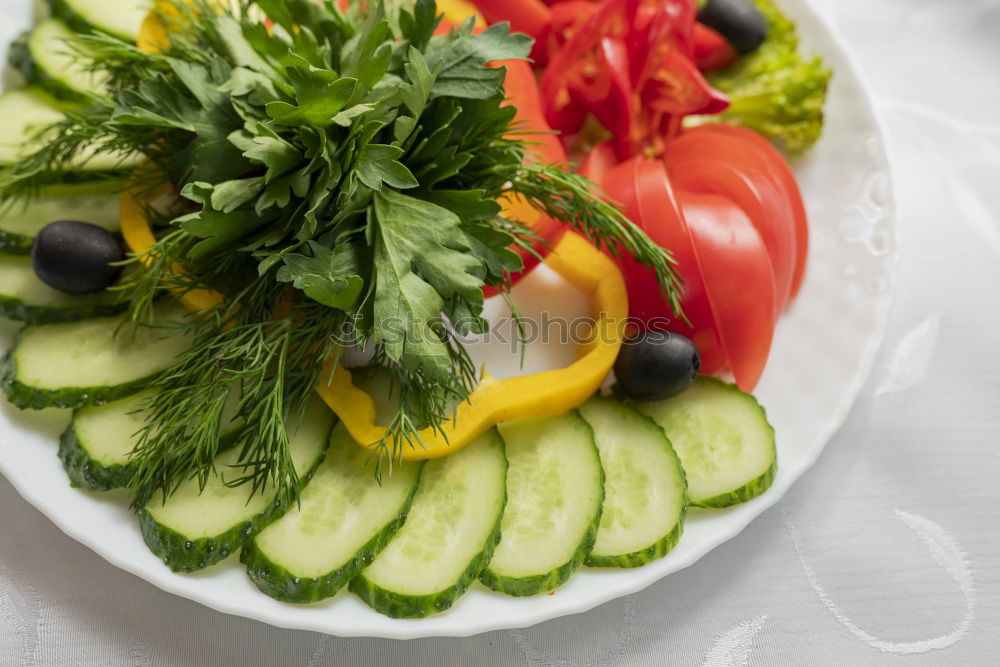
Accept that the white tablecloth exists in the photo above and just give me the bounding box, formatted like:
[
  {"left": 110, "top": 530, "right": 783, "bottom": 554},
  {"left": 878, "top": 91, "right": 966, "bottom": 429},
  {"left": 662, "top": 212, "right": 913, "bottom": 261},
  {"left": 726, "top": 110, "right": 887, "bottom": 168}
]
[{"left": 2, "top": 0, "right": 999, "bottom": 664}]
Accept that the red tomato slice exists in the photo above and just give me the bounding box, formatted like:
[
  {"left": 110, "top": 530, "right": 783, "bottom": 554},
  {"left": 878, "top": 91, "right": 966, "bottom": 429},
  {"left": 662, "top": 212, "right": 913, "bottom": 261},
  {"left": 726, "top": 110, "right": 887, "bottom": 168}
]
[
  {"left": 663, "top": 158, "right": 791, "bottom": 313},
  {"left": 691, "top": 123, "right": 810, "bottom": 299},
  {"left": 664, "top": 131, "right": 798, "bottom": 311},
  {"left": 602, "top": 157, "right": 776, "bottom": 390},
  {"left": 602, "top": 157, "right": 728, "bottom": 375},
  {"left": 676, "top": 189, "right": 776, "bottom": 390}
]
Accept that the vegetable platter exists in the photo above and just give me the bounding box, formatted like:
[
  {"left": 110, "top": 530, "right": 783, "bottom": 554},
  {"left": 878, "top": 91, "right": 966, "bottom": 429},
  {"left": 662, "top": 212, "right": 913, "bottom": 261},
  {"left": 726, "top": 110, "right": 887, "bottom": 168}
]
[{"left": 0, "top": 0, "right": 895, "bottom": 637}]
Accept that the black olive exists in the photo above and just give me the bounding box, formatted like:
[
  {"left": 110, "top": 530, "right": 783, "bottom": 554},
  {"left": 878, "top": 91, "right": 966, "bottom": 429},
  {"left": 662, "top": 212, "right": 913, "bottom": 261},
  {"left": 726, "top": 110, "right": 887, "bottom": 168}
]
[
  {"left": 614, "top": 330, "right": 701, "bottom": 402},
  {"left": 32, "top": 220, "right": 125, "bottom": 295},
  {"left": 698, "top": 0, "right": 769, "bottom": 55}
]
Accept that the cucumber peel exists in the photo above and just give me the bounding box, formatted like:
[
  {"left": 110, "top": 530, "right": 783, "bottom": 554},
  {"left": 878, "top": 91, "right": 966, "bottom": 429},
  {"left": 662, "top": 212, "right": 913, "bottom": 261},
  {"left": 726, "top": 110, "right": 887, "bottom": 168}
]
[
  {"left": 579, "top": 396, "right": 688, "bottom": 568},
  {"left": 636, "top": 377, "right": 777, "bottom": 508},
  {"left": 350, "top": 429, "right": 508, "bottom": 618},
  {"left": 481, "top": 412, "right": 604, "bottom": 597},
  {"left": 139, "top": 398, "right": 334, "bottom": 572}
]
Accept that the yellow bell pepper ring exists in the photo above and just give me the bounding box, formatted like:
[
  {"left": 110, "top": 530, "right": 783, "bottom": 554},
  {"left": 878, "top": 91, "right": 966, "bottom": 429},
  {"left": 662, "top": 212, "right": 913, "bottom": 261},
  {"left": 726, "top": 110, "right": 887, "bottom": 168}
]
[{"left": 316, "top": 231, "right": 628, "bottom": 460}]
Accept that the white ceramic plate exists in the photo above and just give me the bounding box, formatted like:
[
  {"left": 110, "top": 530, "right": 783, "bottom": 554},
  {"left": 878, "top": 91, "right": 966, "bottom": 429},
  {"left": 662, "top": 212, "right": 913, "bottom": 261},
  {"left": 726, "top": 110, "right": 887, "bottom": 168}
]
[{"left": 0, "top": 0, "right": 895, "bottom": 639}]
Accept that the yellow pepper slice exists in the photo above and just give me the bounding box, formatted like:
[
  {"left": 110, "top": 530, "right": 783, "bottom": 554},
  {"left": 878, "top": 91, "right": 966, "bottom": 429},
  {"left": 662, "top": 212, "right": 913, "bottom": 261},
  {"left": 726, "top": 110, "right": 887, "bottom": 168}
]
[
  {"left": 316, "top": 232, "right": 627, "bottom": 459},
  {"left": 120, "top": 184, "right": 226, "bottom": 313}
]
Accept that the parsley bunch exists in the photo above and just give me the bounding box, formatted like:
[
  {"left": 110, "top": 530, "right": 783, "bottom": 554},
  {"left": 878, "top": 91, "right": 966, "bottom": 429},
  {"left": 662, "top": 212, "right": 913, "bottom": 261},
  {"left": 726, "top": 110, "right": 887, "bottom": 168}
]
[{"left": 2, "top": 0, "right": 682, "bottom": 506}]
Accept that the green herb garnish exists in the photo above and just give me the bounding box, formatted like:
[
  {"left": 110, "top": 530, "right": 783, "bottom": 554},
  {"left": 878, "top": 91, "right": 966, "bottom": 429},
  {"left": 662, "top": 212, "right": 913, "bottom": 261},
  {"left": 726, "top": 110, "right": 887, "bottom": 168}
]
[
  {"left": 702, "top": 0, "right": 831, "bottom": 156},
  {"left": 1, "top": 0, "right": 682, "bottom": 508}
]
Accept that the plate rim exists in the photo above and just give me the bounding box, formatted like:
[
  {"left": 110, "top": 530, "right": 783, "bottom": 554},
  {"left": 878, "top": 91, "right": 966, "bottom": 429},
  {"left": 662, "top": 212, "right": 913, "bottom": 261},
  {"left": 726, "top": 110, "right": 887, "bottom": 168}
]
[{"left": 0, "top": 0, "right": 899, "bottom": 639}]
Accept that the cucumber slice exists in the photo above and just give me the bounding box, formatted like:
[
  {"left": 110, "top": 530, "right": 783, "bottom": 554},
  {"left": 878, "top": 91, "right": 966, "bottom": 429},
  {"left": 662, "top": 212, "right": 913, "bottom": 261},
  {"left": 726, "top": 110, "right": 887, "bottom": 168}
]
[
  {"left": 1, "top": 305, "right": 193, "bottom": 410},
  {"left": 635, "top": 377, "right": 777, "bottom": 508},
  {"left": 0, "top": 88, "right": 140, "bottom": 173},
  {"left": 8, "top": 19, "right": 106, "bottom": 101},
  {"left": 578, "top": 396, "right": 687, "bottom": 568},
  {"left": 241, "top": 425, "right": 423, "bottom": 603},
  {"left": 59, "top": 389, "right": 243, "bottom": 491},
  {"left": 351, "top": 429, "right": 507, "bottom": 618},
  {"left": 0, "top": 181, "right": 122, "bottom": 255},
  {"left": 481, "top": 412, "right": 604, "bottom": 596},
  {"left": 48, "top": 0, "right": 153, "bottom": 43},
  {"left": 138, "top": 397, "right": 334, "bottom": 572},
  {"left": 0, "top": 255, "right": 127, "bottom": 323}
]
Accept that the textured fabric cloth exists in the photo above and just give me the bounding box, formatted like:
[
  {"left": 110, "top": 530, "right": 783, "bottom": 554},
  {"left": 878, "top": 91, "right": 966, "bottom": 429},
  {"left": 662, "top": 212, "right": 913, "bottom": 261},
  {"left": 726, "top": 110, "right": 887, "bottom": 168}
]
[{"left": 2, "top": 0, "right": 999, "bottom": 664}]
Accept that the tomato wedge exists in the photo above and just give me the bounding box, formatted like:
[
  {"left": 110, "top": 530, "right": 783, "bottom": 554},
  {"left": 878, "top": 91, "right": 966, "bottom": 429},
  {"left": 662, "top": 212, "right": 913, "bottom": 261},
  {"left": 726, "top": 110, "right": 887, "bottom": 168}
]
[
  {"left": 664, "top": 128, "right": 799, "bottom": 310},
  {"left": 676, "top": 189, "right": 775, "bottom": 390},
  {"left": 601, "top": 156, "right": 776, "bottom": 390},
  {"left": 579, "top": 139, "right": 619, "bottom": 183},
  {"left": 692, "top": 123, "right": 810, "bottom": 299},
  {"left": 662, "top": 158, "right": 791, "bottom": 312},
  {"left": 602, "top": 157, "right": 727, "bottom": 374}
]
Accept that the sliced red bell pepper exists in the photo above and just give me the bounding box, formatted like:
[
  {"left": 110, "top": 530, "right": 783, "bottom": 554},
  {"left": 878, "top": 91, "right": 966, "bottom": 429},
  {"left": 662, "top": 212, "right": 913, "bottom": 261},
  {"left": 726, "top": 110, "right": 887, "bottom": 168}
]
[
  {"left": 693, "top": 23, "right": 739, "bottom": 71},
  {"left": 539, "top": 1, "right": 599, "bottom": 66}
]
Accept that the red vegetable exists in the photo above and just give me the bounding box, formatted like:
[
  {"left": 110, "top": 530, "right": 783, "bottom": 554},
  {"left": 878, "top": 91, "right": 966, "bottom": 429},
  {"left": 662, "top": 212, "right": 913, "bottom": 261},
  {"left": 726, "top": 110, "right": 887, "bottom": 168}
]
[
  {"left": 699, "top": 123, "right": 810, "bottom": 298},
  {"left": 475, "top": 0, "right": 551, "bottom": 43},
  {"left": 602, "top": 157, "right": 776, "bottom": 390},
  {"left": 603, "top": 157, "right": 728, "bottom": 375},
  {"left": 540, "top": 0, "right": 727, "bottom": 153},
  {"left": 676, "top": 188, "right": 775, "bottom": 390},
  {"left": 471, "top": 0, "right": 810, "bottom": 387},
  {"left": 693, "top": 23, "right": 739, "bottom": 71},
  {"left": 665, "top": 125, "right": 806, "bottom": 306}
]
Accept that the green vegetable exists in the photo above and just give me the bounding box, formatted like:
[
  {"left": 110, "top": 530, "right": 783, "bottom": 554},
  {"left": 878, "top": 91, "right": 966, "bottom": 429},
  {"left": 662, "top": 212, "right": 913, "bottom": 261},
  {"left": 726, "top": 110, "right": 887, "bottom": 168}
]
[
  {"left": 8, "top": 18, "right": 107, "bottom": 102},
  {"left": 1, "top": 0, "right": 683, "bottom": 510},
  {"left": 47, "top": 0, "right": 153, "bottom": 43},
  {"left": 1, "top": 304, "right": 192, "bottom": 410},
  {"left": 481, "top": 412, "right": 604, "bottom": 596},
  {"left": 350, "top": 428, "right": 507, "bottom": 618},
  {"left": 635, "top": 377, "right": 777, "bottom": 508},
  {"left": 241, "top": 423, "right": 423, "bottom": 603},
  {"left": 139, "top": 396, "right": 333, "bottom": 572},
  {"left": 577, "top": 396, "right": 687, "bottom": 568},
  {"left": 59, "top": 388, "right": 243, "bottom": 491},
  {"left": 0, "top": 255, "right": 128, "bottom": 323},
  {"left": 703, "top": 0, "right": 831, "bottom": 156},
  {"left": 0, "top": 181, "right": 122, "bottom": 255}
]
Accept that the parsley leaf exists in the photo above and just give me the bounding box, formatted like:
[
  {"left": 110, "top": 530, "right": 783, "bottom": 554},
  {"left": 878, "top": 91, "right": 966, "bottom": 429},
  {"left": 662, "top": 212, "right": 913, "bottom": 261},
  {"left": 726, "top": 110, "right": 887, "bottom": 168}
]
[{"left": 371, "top": 188, "right": 483, "bottom": 381}]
